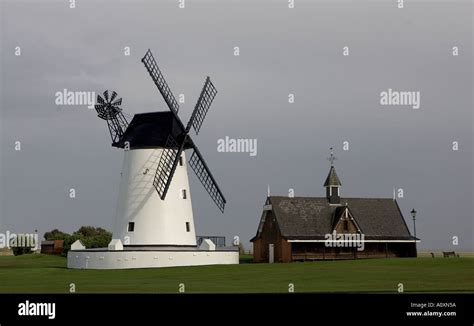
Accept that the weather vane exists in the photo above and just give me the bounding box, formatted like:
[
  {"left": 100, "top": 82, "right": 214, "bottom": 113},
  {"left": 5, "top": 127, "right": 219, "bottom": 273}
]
[{"left": 327, "top": 147, "right": 337, "bottom": 166}]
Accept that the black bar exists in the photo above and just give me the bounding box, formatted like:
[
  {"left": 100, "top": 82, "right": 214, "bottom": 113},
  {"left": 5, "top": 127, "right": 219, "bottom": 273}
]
[{"left": 0, "top": 293, "right": 472, "bottom": 322}]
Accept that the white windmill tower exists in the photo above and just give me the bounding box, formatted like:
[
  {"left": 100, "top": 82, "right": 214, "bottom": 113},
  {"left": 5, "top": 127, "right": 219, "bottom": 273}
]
[{"left": 68, "top": 50, "right": 237, "bottom": 269}]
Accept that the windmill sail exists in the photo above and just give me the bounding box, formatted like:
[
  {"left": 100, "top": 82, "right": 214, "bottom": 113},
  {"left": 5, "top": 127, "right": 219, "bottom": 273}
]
[
  {"left": 142, "top": 49, "right": 181, "bottom": 117},
  {"left": 153, "top": 134, "right": 184, "bottom": 200},
  {"left": 141, "top": 48, "right": 226, "bottom": 212},
  {"left": 186, "top": 77, "right": 217, "bottom": 135},
  {"left": 188, "top": 144, "right": 226, "bottom": 212}
]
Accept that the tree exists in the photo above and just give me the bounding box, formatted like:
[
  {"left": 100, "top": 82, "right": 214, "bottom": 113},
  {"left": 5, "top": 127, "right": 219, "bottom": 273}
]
[
  {"left": 43, "top": 229, "right": 69, "bottom": 241},
  {"left": 75, "top": 226, "right": 107, "bottom": 238},
  {"left": 12, "top": 234, "right": 33, "bottom": 256},
  {"left": 43, "top": 226, "right": 112, "bottom": 256},
  {"left": 62, "top": 234, "right": 80, "bottom": 256},
  {"left": 72, "top": 226, "right": 111, "bottom": 249}
]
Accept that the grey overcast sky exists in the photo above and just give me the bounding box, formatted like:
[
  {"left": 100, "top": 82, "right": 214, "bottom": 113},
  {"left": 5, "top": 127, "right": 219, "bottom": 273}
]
[{"left": 0, "top": 0, "right": 472, "bottom": 251}]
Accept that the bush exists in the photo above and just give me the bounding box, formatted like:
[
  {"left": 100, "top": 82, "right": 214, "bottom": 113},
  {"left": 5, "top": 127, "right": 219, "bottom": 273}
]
[
  {"left": 43, "top": 226, "right": 112, "bottom": 256},
  {"left": 43, "top": 229, "right": 69, "bottom": 241},
  {"left": 72, "top": 226, "right": 112, "bottom": 249},
  {"left": 61, "top": 234, "right": 80, "bottom": 256},
  {"left": 12, "top": 247, "right": 32, "bottom": 256}
]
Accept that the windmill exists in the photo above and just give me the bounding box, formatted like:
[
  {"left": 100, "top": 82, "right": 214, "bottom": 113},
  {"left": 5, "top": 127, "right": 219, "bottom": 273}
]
[{"left": 93, "top": 49, "right": 226, "bottom": 248}]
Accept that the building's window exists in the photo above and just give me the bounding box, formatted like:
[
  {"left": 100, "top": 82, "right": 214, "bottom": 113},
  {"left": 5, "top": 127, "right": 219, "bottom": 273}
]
[
  {"left": 128, "top": 222, "right": 135, "bottom": 232},
  {"left": 343, "top": 220, "right": 348, "bottom": 232},
  {"left": 186, "top": 222, "right": 190, "bottom": 232},
  {"left": 182, "top": 189, "right": 187, "bottom": 199},
  {"left": 179, "top": 156, "right": 183, "bottom": 166}
]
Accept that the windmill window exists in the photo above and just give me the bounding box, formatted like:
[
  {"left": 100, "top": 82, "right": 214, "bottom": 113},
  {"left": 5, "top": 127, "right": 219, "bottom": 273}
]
[
  {"left": 186, "top": 222, "right": 191, "bottom": 232},
  {"left": 128, "top": 222, "right": 135, "bottom": 232},
  {"left": 179, "top": 156, "right": 183, "bottom": 166},
  {"left": 182, "top": 189, "right": 187, "bottom": 199}
]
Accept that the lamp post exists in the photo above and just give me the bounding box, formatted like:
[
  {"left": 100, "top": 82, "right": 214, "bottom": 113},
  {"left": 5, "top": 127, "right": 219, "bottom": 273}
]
[{"left": 410, "top": 208, "right": 417, "bottom": 239}]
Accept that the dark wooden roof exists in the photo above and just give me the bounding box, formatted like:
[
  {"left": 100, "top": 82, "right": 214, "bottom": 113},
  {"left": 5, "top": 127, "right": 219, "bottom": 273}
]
[
  {"left": 323, "top": 166, "right": 342, "bottom": 187},
  {"left": 251, "top": 196, "right": 415, "bottom": 241}
]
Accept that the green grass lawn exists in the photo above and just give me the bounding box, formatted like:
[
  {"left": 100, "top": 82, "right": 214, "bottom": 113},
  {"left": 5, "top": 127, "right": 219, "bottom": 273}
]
[{"left": 0, "top": 254, "right": 472, "bottom": 293}]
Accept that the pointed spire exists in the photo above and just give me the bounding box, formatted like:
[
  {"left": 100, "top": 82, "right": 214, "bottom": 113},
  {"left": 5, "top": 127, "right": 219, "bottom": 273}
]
[
  {"left": 324, "top": 147, "right": 342, "bottom": 204},
  {"left": 324, "top": 166, "right": 342, "bottom": 187}
]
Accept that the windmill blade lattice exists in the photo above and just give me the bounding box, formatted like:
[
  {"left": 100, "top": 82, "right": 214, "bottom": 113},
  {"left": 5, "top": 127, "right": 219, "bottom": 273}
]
[
  {"left": 186, "top": 77, "right": 217, "bottom": 135},
  {"left": 153, "top": 135, "right": 184, "bottom": 200},
  {"left": 142, "top": 49, "right": 181, "bottom": 119},
  {"left": 188, "top": 145, "right": 226, "bottom": 212}
]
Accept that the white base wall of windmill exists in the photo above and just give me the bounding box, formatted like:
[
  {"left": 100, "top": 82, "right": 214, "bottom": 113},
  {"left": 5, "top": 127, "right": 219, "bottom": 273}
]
[
  {"left": 114, "top": 148, "right": 197, "bottom": 246},
  {"left": 67, "top": 248, "right": 239, "bottom": 269}
]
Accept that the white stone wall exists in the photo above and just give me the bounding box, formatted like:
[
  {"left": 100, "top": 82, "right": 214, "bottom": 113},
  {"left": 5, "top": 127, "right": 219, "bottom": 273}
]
[
  {"left": 67, "top": 250, "right": 239, "bottom": 269},
  {"left": 114, "top": 149, "right": 196, "bottom": 246}
]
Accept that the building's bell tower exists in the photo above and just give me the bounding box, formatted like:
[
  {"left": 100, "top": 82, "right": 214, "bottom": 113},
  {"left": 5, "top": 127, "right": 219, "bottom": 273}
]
[{"left": 324, "top": 148, "right": 342, "bottom": 205}]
